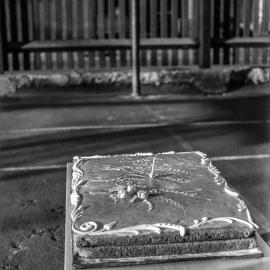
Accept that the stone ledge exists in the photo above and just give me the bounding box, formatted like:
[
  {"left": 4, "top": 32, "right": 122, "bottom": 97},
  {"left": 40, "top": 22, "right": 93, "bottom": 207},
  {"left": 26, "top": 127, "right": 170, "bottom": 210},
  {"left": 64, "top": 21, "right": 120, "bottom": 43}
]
[
  {"left": 0, "top": 66, "right": 269, "bottom": 96},
  {"left": 0, "top": 75, "right": 16, "bottom": 96}
]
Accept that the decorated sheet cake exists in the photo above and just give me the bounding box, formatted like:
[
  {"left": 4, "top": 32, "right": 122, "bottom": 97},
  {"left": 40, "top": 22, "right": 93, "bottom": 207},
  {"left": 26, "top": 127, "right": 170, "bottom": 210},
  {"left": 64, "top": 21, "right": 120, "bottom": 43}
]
[{"left": 70, "top": 152, "right": 262, "bottom": 267}]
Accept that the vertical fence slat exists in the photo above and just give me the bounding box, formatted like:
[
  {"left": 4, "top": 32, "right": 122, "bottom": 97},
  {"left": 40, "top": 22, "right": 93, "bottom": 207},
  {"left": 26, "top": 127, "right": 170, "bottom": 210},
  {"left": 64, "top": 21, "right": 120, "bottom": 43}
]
[
  {"left": 262, "top": 0, "right": 270, "bottom": 35},
  {"left": 219, "top": 0, "right": 224, "bottom": 64},
  {"left": 199, "top": 0, "right": 211, "bottom": 68},
  {"left": 192, "top": 0, "right": 199, "bottom": 65},
  {"left": 50, "top": 0, "right": 56, "bottom": 69},
  {"left": 21, "top": 0, "right": 30, "bottom": 70},
  {"left": 108, "top": 0, "right": 115, "bottom": 38},
  {"left": 140, "top": 0, "right": 147, "bottom": 66},
  {"left": 88, "top": 0, "right": 96, "bottom": 68},
  {"left": 4, "top": 0, "right": 13, "bottom": 71},
  {"left": 108, "top": 0, "right": 116, "bottom": 67},
  {"left": 213, "top": 0, "right": 220, "bottom": 64},
  {"left": 82, "top": 0, "right": 88, "bottom": 69},
  {"left": 150, "top": 0, "right": 157, "bottom": 66},
  {"left": 171, "top": 0, "right": 178, "bottom": 66},
  {"left": 119, "top": 0, "right": 127, "bottom": 67},
  {"left": 32, "top": 0, "right": 41, "bottom": 69},
  {"left": 27, "top": 0, "right": 34, "bottom": 70},
  {"left": 66, "top": 0, "right": 74, "bottom": 68},
  {"left": 9, "top": 0, "right": 19, "bottom": 70},
  {"left": 54, "top": 0, "right": 63, "bottom": 69},
  {"left": 77, "top": 0, "right": 85, "bottom": 69},
  {"left": 252, "top": 0, "right": 259, "bottom": 64},
  {"left": 243, "top": 0, "right": 251, "bottom": 64},
  {"left": 161, "top": 0, "right": 168, "bottom": 66},
  {"left": 228, "top": 0, "right": 234, "bottom": 64},
  {"left": 50, "top": 0, "right": 56, "bottom": 40},
  {"left": 4, "top": 0, "right": 11, "bottom": 43},
  {"left": 97, "top": 0, "right": 106, "bottom": 68},
  {"left": 181, "top": 0, "right": 189, "bottom": 65},
  {"left": 0, "top": 5, "right": 4, "bottom": 72},
  {"left": 0, "top": 3, "right": 3, "bottom": 73},
  {"left": 223, "top": 0, "right": 231, "bottom": 64},
  {"left": 16, "top": 0, "right": 24, "bottom": 70},
  {"left": 39, "top": 0, "right": 46, "bottom": 70},
  {"left": 234, "top": 0, "right": 241, "bottom": 64},
  {"left": 44, "top": 0, "right": 53, "bottom": 69},
  {"left": 195, "top": 0, "right": 200, "bottom": 65},
  {"left": 262, "top": 0, "right": 270, "bottom": 64},
  {"left": 72, "top": 0, "right": 78, "bottom": 40},
  {"left": 161, "top": 0, "right": 168, "bottom": 37},
  {"left": 61, "top": 0, "right": 67, "bottom": 69},
  {"left": 188, "top": 0, "right": 194, "bottom": 65},
  {"left": 72, "top": 0, "right": 79, "bottom": 68},
  {"left": 0, "top": 0, "right": 7, "bottom": 72},
  {"left": 97, "top": 0, "right": 105, "bottom": 37}
]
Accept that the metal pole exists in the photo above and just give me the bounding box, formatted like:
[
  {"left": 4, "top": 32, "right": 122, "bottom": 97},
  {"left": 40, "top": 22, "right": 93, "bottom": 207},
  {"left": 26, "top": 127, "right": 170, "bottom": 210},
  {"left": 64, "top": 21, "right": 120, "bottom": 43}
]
[{"left": 131, "top": 0, "right": 140, "bottom": 96}]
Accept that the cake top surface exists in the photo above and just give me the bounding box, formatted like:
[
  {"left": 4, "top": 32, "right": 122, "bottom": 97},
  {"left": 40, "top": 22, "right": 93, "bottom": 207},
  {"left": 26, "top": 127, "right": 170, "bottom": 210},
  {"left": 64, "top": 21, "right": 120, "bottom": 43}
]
[{"left": 71, "top": 152, "right": 257, "bottom": 238}]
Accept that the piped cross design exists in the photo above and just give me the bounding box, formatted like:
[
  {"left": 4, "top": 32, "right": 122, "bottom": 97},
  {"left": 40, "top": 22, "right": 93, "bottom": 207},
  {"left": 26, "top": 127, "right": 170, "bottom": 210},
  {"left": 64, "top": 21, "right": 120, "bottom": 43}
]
[{"left": 96, "top": 155, "right": 206, "bottom": 215}]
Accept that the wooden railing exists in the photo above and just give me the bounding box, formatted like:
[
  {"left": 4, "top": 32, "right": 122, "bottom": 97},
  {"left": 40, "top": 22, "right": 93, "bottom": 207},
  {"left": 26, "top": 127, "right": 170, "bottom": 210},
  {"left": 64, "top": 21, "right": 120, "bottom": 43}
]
[{"left": 0, "top": 0, "right": 269, "bottom": 73}]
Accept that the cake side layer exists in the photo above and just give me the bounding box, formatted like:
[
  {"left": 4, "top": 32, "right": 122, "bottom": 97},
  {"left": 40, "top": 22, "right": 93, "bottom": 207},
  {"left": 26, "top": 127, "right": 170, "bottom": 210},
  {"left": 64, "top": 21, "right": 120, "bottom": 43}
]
[
  {"left": 76, "top": 226, "right": 254, "bottom": 247},
  {"left": 71, "top": 152, "right": 258, "bottom": 241},
  {"left": 75, "top": 237, "right": 259, "bottom": 259}
]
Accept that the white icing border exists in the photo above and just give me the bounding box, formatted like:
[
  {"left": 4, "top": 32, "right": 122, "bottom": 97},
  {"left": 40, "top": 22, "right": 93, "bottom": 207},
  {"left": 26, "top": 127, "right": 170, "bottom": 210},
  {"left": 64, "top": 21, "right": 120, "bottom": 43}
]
[
  {"left": 71, "top": 151, "right": 258, "bottom": 237},
  {"left": 196, "top": 151, "right": 258, "bottom": 229}
]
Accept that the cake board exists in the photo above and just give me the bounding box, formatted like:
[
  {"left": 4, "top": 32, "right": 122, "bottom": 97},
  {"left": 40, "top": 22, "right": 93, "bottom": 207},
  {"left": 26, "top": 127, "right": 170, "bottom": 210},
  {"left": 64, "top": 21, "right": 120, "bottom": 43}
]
[{"left": 65, "top": 163, "right": 270, "bottom": 270}]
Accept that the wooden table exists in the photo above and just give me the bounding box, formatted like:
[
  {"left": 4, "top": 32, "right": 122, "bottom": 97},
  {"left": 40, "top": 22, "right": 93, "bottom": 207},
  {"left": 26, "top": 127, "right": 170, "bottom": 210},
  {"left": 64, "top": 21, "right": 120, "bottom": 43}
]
[{"left": 65, "top": 163, "right": 270, "bottom": 270}]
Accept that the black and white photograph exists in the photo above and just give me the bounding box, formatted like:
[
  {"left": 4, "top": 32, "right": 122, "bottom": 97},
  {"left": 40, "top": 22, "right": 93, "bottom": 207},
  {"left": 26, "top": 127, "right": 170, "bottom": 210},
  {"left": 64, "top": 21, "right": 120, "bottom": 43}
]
[{"left": 0, "top": 0, "right": 270, "bottom": 269}]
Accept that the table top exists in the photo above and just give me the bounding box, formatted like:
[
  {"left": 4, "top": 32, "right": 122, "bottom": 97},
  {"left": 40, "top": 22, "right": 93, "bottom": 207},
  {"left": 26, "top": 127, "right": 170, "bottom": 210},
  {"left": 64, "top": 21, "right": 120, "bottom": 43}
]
[{"left": 65, "top": 163, "right": 270, "bottom": 270}]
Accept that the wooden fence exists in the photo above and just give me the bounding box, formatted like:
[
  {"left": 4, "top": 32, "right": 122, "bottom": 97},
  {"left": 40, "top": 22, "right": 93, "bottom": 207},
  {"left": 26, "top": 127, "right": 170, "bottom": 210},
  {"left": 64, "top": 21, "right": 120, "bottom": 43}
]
[{"left": 0, "top": 0, "right": 269, "bottom": 72}]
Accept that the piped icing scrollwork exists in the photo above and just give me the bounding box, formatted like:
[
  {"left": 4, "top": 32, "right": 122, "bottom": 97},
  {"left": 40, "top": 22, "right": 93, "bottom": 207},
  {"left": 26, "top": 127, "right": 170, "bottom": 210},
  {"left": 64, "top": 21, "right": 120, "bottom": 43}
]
[
  {"left": 73, "top": 222, "right": 186, "bottom": 237},
  {"left": 189, "top": 216, "right": 255, "bottom": 229},
  {"left": 196, "top": 151, "right": 258, "bottom": 229}
]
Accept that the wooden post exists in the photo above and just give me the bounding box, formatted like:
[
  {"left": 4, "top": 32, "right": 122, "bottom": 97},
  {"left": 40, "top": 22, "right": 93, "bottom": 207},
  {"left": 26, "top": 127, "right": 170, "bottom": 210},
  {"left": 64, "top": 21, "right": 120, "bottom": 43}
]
[
  {"left": 131, "top": 0, "right": 141, "bottom": 96},
  {"left": 199, "top": 0, "right": 211, "bottom": 68},
  {"left": 0, "top": 0, "right": 5, "bottom": 73}
]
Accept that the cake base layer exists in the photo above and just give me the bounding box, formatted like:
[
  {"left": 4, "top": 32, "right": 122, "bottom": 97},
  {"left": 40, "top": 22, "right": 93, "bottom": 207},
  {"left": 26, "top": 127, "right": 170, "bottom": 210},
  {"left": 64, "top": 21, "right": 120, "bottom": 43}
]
[
  {"left": 74, "top": 237, "right": 262, "bottom": 267},
  {"left": 74, "top": 248, "right": 262, "bottom": 269}
]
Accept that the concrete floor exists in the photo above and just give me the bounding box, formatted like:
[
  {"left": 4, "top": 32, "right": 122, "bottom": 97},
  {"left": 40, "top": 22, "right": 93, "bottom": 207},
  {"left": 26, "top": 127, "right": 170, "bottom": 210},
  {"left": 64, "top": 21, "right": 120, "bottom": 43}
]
[{"left": 0, "top": 88, "right": 270, "bottom": 270}]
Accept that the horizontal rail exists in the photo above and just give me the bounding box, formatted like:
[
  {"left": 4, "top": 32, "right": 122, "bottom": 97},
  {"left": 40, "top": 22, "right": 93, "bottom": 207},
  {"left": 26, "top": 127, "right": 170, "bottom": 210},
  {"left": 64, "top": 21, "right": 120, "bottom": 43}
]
[
  {"left": 6, "top": 38, "right": 198, "bottom": 52},
  {"left": 213, "top": 37, "right": 270, "bottom": 48},
  {"left": 7, "top": 37, "right": 270, "bottom": 53}
]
